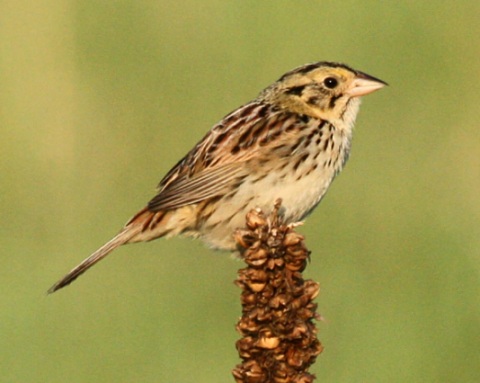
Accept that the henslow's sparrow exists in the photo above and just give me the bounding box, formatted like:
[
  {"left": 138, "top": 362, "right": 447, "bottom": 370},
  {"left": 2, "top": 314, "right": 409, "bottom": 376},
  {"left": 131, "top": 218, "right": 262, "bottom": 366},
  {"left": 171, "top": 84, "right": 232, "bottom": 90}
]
[{"left": 49, "top": 61, "right": 386, "bottom": 293}]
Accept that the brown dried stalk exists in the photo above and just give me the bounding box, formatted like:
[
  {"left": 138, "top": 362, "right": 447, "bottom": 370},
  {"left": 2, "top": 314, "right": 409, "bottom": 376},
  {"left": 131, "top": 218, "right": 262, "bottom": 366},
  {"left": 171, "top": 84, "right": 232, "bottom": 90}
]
[{"left": 232, "top": 200, "right": 323, "bottom": 383}]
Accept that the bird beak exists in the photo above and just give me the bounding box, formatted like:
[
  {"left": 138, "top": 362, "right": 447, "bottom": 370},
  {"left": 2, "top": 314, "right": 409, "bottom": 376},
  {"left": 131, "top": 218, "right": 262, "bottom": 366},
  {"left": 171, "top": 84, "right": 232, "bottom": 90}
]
[{"left": 346, "top": 73, "right": 387, "bottom": 97}]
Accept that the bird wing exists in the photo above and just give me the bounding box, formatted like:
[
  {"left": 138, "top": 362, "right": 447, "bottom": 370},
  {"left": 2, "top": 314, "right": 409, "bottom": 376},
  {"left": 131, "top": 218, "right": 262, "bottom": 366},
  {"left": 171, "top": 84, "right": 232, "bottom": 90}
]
[
  {"left": 148, "top": 102, "right": 297, "bottom": 211},
  {"left": 147, "top": 162, "right": 248, "bottom": 210}
]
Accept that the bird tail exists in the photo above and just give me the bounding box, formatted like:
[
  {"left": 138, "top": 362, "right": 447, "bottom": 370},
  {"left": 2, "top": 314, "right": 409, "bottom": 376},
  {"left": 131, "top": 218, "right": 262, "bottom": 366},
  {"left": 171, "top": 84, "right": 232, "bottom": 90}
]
[
  {"left": 48, "top": 206, "right": 190, "bottom": 293},
  {"left": 48, "top": 206, "right": 173, "bottom": 294},
  {"left": 47, "top": 223, "right": 142, "bottom": 294}
]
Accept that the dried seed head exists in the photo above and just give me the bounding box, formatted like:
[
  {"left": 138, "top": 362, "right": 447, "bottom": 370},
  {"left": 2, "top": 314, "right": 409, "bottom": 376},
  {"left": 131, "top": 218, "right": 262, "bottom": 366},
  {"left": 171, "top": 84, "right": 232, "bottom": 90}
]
[
  {"left": 244, "top": 247, "right": 269, "bottom": 267},
  {"left": 233, "top": 204, "right": 322, "bottom": 383},
  {"left": 283, "top": 232, "right": 304, "bottom": 247},
  {"left": 235, "top": 229, "right": 259, "bottom": 249},
  {"left": 241, "top": 292, "right": 257, "bottom": 305},
  {"left": 248, "top": 281, "right": 267, "bottom": 292},
  {"left": 304, "top": 281, "right": 320, "bottom": 300},
  {"left": 246, "top": 209, "right": 268, "bottom": 230},
  {"left": 247, "top": 269, "right": 268, "bottom": 282},
  {"left": 269, "top": 294, "right": 288, "bottom": 309},
  {"left": 257, "top": 335, "right": 280, "bottom": 349}
]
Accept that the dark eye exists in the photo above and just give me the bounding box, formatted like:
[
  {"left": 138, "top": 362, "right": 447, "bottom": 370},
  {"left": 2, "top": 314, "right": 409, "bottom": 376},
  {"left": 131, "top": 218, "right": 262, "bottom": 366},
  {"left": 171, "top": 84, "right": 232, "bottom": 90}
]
[{"left": 323, "top": 77, "right": 338, "bottom": 89}]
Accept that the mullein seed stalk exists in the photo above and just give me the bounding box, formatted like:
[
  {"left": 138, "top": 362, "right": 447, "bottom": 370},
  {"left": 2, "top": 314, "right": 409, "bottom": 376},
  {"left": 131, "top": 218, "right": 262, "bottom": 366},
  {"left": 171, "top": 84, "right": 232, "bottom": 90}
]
[{"left": 232, "top": 201, "right": 323, "bottom": 383}]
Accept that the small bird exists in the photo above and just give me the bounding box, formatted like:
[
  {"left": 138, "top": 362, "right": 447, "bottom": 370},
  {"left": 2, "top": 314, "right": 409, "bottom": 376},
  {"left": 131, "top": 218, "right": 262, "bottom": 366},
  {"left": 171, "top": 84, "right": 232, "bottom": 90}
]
[{"left": 49, "top": 61, "right": 386, "bottom": 293}]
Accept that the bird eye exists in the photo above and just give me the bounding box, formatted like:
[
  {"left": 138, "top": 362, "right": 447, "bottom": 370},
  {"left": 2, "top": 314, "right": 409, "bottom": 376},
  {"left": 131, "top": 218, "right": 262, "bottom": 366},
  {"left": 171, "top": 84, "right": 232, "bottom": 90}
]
[{"left": 323, "top": 77, "right": 338, "bottom": 89}]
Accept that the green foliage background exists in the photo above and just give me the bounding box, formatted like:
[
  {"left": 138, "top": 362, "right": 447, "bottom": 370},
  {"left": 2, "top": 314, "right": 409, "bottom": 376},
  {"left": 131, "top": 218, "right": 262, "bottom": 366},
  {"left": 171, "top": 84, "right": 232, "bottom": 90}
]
[{"left": 1, "top": 1, "right": 479, "bottom": 382}]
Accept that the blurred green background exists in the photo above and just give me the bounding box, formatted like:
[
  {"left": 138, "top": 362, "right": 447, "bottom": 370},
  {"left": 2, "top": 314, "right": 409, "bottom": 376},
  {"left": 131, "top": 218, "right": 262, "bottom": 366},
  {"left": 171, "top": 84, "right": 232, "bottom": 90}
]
[{"left": 1, "top": 1, "right": 479, "bottom": 382}]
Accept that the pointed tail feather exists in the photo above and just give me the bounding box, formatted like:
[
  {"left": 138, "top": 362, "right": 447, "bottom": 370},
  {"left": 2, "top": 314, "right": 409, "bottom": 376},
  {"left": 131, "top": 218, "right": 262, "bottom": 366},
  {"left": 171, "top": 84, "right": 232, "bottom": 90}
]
[{"left": 48, "top": 224, "right": 143, "bottom": 294}]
